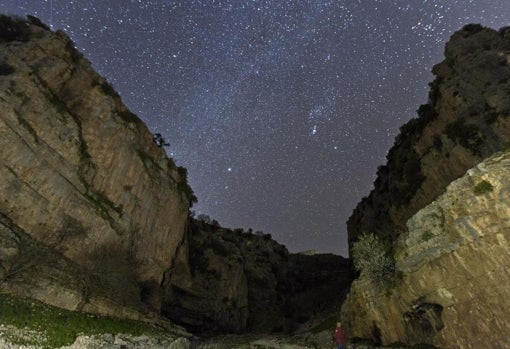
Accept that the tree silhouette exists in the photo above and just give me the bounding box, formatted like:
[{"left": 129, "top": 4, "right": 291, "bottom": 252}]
[{"left": 153, "top": 133, "right": 170, "bottom": 148}]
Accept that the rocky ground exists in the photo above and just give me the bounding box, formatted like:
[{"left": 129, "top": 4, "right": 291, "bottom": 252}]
[
  {"left": 195, "top": 333, "right": 412, "bottom": 349},
  {"left": 0, "top": 324, "right": 416, "bottom": 349},
  {"left": 0, "top": 324, "right": 190, "bottom": 349}
]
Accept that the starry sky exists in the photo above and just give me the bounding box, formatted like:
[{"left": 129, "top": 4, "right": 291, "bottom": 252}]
[{"left": 2, "top": 1, "right": 509, "bottom": 256}]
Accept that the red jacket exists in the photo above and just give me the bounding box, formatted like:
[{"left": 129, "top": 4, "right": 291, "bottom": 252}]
[{"left": 334, "top": 326, "right": 346, "bottom": 345}]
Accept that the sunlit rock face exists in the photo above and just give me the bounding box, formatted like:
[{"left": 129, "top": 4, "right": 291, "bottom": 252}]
[
  {"left": 347, "top": 24, "right": 510, "bottom": 247},
  {"left": 342, "top": 150, "right": 510, "bottom": 348},
  {"left": 0, "top": 16, "right": 192, "bottom": 317}
]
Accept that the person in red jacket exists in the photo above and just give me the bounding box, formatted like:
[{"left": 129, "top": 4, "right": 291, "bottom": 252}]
[{"left": 333, "top": 321, "right": 347, "bottom": 349}]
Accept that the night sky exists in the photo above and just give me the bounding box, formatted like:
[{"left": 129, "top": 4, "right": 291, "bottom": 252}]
[{"left": 2, "top": 1, "right": 509, "bottom": 256}]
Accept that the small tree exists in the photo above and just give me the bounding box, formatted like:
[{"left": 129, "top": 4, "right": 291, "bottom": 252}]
[
  {"left": 196, "top": 214, "right": 212, "bottom": 224},
  {"left": 351, "top": 233, "right": 395, "bottom": 288},
  {"left": 153, "top": 133, "right": 170, "bottom": 147}
]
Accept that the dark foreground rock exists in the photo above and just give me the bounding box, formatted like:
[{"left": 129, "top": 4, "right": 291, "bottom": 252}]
[
  {"left": 0, "top": 14, "right": 192, "bottom": 322},
  {"left": 163, "top": 219, "right": 353, "bottom": 334}
]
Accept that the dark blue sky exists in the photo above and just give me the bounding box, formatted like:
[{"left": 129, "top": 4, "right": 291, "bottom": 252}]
[{"left": 2, "top": 1, "right": 509, "bottom": 256}]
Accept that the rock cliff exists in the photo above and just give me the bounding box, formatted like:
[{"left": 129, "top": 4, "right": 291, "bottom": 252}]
[
  {"left": 342, "top": 150, "right": 510, "bottom": 348},
  {"left": 342, "top": 24, "right": 510, "bottom": 349},
  {"left": 0, "top": 15, "right": 194, "bottom": 319},
  {"left": 0, "top": 15, "right": 353, "bottom": 335},
  {"left": 163, "top": 219, "right": 352, "bottom": 334},
  {"left": 348, "top": 24, "right": 510, "bottom": 247}
]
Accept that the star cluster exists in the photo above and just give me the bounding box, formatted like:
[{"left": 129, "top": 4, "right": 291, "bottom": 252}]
[{"left": 2, "top": 1, "right": 509, "bottom": 256}]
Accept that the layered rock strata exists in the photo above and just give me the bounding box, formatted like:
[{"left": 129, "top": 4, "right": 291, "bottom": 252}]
[
  {"left": 342, "top": 150, "right": 510, "bottom": 348},
  {"left": 0, "top": 15, "right": 193, "bottom": 317},
  {"left": 0, "top": 16, "right": 353, "bottom": 333},
  {"left": 348, "top": 24, "right": 510, "bottom": 247}
]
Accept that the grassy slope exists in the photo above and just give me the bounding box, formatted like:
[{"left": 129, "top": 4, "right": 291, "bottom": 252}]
[{"left": 0, "top": 291, "right": 170, "bottom": 348}]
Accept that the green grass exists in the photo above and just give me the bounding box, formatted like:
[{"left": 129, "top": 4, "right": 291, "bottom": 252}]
[
  {"left": 421, "top": 231, "right": 434, "bottom": 242},
  {"left": 0, "top": 292, "right": 168, "bottom": 348},
  {"left": 473, "top": 180, "right": 494, "bottom": 195}
]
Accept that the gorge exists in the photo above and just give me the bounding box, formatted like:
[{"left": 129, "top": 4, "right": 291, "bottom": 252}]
[{"left": 1, "top": 15, "right": 510, "bottom": 349}]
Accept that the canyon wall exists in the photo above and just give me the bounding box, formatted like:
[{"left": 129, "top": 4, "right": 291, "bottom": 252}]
[
  {"left": 343, "top": 150, "right": 510, "bottom": 348},
  {"left": 343, "top": 24, "right": 510, "bottom": 349},
  {"left": 0, "top": 15, "right": 193, "bottom": 318},
  {"left": 348, "top": 24, "right": 510, "bottom": 247},
  {"left": 164, "top": 219, "right": 352, "bottom": 334},
  {"left": 0, "top": 16, "right": 353, "bottom": 332}
]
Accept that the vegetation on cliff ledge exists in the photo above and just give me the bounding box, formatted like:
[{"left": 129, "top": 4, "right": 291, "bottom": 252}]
[
  {"left": 473, "top": 179, "right": 494, "bottom": 195},
  {"left": 351, "top": 233, "right": 395, "bottom": 289}
]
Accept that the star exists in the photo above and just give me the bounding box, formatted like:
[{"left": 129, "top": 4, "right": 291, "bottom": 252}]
[{"left": 1, "top": 0, "right": 508, "bottom": 256}]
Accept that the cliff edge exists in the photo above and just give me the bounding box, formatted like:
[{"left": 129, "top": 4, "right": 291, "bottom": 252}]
[
  {"left": 348, "top": 24, "right": 510, "bottom": 248},
  {"left": 0, "top": 15, "right": 194, "bottom": 320},
  {"left": 0, "top": 15, "right": 353, "bottom": 337},
  {"left": 343, "top": 149, "right": 510, "bottom": 348},
  {"left": 342, "top": 24, "right": 510, "bottom": 349}
]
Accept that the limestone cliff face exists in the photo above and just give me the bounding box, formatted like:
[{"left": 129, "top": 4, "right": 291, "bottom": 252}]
[
  {"left": 348, "top": 24, "right": 510, "bottom": 246},
  {"left": 342, "top": 150, "right": 510, "bottom": 348},
  {"left": 163, "top": 219, "right": 352, "bottom": 334},
  {"left": 0, "top": 15, "right": 193, "bottom": 316},
  {"left": 0, "top": 16, "right": 353, "bottom": 332}
]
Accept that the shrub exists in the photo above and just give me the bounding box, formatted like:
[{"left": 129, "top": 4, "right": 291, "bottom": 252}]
[
  {"left": 177, "top": 166, "right": 197, "bottom": 206},
  {"left": 153, "top": 133, "right": 170, "bottom": 148},
  {"left": 196, "top": 214, "right": 212, "bottom": 224},
  {"left": 473, "top": 180, "right": 493, "bottom": 195},
  {"left": 421, "top": 230, "right": 434, "bottom": 242},
  {"left": 0, "top": 15, "right": 31, "bottom": 42},
  {"left": 444, "top": 117, "right": 483, "bottom": 155},
  {"left": 428, "top": 77, "right": 443, "bottom": 105},
  {"left": 351, "top": 233, "right": 395, "bottom": 288},
  {"left": 462, "top": 23, "right": 484, "bottom": 34},
  {"left": 26, "top": 15, "right": 50, "bottom": 30},
  {"left": 416, "top": 104, "right": 438, "bottom": 124}
]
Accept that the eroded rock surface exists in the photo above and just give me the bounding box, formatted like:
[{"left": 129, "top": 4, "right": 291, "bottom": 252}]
[
  {"left": 343, "top": 151, "right": 510, "bottom": 348},
  {"left": 348, "top": 24, "right": 510, "bottom": 247},
  {"left": 0, "top": 15, "right": 193, "bottom": 318},
  {"left": 0, "top": 15, "right": 354, "bottom": 336},
  {"left": 343, "top": 24, "right": 510, "bottom": 349}
]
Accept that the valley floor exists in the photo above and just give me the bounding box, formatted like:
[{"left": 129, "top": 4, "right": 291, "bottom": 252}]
[
  {"left": 196, "top": 333, "right": 413, "bottom": 349},
  {"left": 0, "top": 291, "right": 415, "bottom": 349},
  {"left": 0, "top": 324, "right": 418, "bottom": 349}
]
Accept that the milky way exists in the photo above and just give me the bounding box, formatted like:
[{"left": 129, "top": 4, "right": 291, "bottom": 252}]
[{"left": 2, "top": 1, "right": 509, "bottom": 256}]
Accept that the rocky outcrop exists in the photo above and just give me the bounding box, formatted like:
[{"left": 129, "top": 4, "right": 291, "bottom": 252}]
[
  {"left": 0, "top": 15, "right": 353, "bottom": 335},
  {"left": 343, "top": 24, "right": 510, "bottom": 349},
  {"left": 0, "top": 15, "right": 194, "bottom": 318},
  {"left": 163, "top": 219, "right": 352, "bottom": 334},
  {"left": 348, "top": 24, "right": 510, "bottom": 247},
  {"left": 342, "top": 150, "right": 510, "bottom": 348}
]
